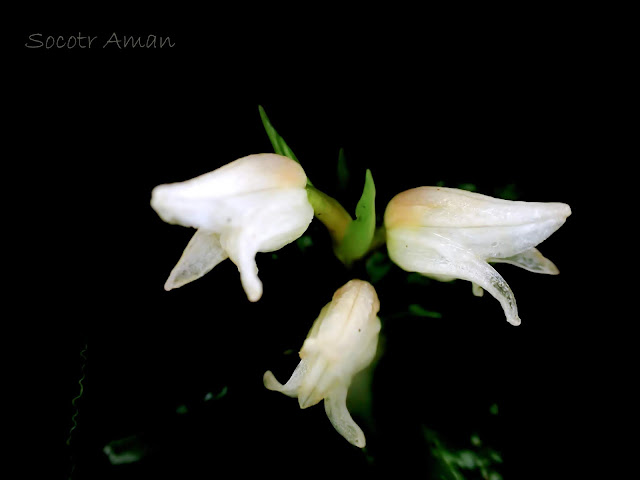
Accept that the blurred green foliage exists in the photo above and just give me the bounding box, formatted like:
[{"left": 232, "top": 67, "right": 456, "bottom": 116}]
[
  {"left": 457, "top": 183, "right": 478, "bottom": 192},
  {"left": 365, "top": 251, "right": 392, "bottom": 284},
  {"left": 424, "top": 428, "right": 503, "bottom": 480},
  {"left": 408, "top": 304, "right": 443, "bottom": 319},
  {"left": 296, "top": 234, "right": 314, "bottom": 253},
  {"left": 493, "top": 184, "right": 519, "bottom": 200}
]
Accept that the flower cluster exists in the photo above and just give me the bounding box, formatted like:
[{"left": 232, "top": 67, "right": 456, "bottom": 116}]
[{"left": 150, "top": 111, "right": 571, "bottom": 448}]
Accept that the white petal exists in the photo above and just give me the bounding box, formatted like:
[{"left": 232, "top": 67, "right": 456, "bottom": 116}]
[
  {"left": 150, "top": 154, "right": 308, "bottom": 228},
  {"left": 384, "top": 187, "right": 571, "bottom": 259},
  {"left": 324, "top": 385, "right": 366, "bottom": 448},
  {"left": 297, "top": 281, "right": 381, "bottom": 408},
  {"left": 240, "top": 189, "right": 314, "bottom": 254},
  {"left": 221, "top": 189, "right": 313, "bottom": 302},
  {"left": 424, "top": 219, "right": 566, "bottom": 260},
  {"left": 218, "top": 227, "right": 261, "bottom": 301},
  {"left": 385, "top": 186, "right": 571, "bottom": 229},
  {"left": 305, "top": 303, "right": 332, "bottom": 340},
  {"left": 459, "top": 256, "right": 521, "bottom": 326},
  {"left": 170, "top": 153, "right": 307, "bottom": 196},
  {"left": 489, "top": 247, "right": 559, "bottom": 274},
  {"left": 263, "top": 360, "right": 308, "bottom": 398},
  {"left": 387, "top": 228, "right": 521, "bottom": 325},
  {"left": 313, "top": 280, "right": 381, "bottom": 353},
  {"left": 297, "top": 352, "right": 330, "bottom": 409},
  {"left": 164, "top": 230, "right": 228, "bottom": 291}
]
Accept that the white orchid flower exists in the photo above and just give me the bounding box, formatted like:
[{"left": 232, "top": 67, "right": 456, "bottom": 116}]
[
  {"left": 384, "top": 187, "right": 571, "bottom": 326},
  {"left": 264, "top": 279, "right": 381, "bottom": 448},
  {"left": 151, "top": 154, "right": 314, "bottom": 301}
]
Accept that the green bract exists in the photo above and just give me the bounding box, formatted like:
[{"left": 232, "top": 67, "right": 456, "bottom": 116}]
[{"left": 334, "top": 169, "right": 376, "bottom": 266}]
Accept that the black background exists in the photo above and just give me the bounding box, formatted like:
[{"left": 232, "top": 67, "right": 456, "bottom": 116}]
[{"left": 11, "top": 7, "right": 606, "bottom": 480}]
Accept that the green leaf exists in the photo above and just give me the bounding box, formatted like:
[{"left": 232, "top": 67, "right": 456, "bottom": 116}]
[
  {"left": 258, "top": 105, "right": 298, "bottom": 160},
  {"left": 334, "top": 169, "right": 376, "bottom": 265},
  {"left": 258, "top": 106, "right": 313, "bottom": 186},
  {"left": 408, "top": 304, "right": 442, "bottom": 318},
  {"left": 337, "top": 148, "right": 349, "bottom": 191}
]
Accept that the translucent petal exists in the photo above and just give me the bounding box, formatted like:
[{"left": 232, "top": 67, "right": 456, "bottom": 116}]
[
  {"left": 387, "top": 228, "right": 521, "bottom": 325},
  {"left": 489, "top": 247, "right": 559, "bottom": 274},
  {"left": 164, "top": 230, "right": 228, "bottom": 291},
  {"left": 297, "top": 352, "right": 330, "bottom": 409},
  {"left": 459, "top": 255, "right": 521, "bottom": 326},
  {"left": 263, "top": 360, "right": 308, "bottom": 398},
  {"left": 422, "top": 219, "right": 567, "bottom": 260},
  {"left": 324, "top": 385, "right": 366, "bottom": 448}
]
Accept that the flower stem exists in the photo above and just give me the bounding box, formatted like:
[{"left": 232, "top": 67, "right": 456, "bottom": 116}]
[{"left": 306, "top": 186, "right": 353, "bottom": 245}]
